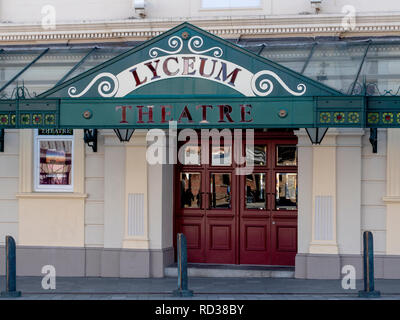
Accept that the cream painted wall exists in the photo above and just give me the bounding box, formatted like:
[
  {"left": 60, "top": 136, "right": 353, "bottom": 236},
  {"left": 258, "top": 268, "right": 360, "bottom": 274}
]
[
  {"left": 309, "top": 130, "right": 338, "bottom": 254},
  {"left": 297, "top": 128, "right": 385, "bottom": 256},
  {"left": 148, "top": 162, "right": 163, "bottom": 249},
  {"left": 336, "top": 129, "right": 363, "bottom": 255},
  {"left": 1, "top": 0, "right": 400, "bottom": 24},
  {"left": 161, "top": 163, "right": 174, "bottom": 249},
  {"left": 17, "top": 129, "right": 86, "bottom": 247},
  {"left": 0, "top": 128, "right": 107, "bottom": 249},
  {"left": 123, "top": 131, "right": 150, "bottom": 249},
  {"left": 361, "top": 129, "right": 387, "bottom": 254},
  {"left": 103, "top": 131, "right": 126, "bottom": 248},
  {"left": 18, "top": 195, "right": 85, "bottom": 247},
  {"left": 147, "top": 130, "right": 174, "bottom": 250},
  {"left": 0, "top": 126, "right": 391, "bottom": 257},
  {"left": 383, "top": 129, "right": 400, "bottom": 254},
  {"left": 296, "top": 129, "right": 313, "bottom": 254},
  {"left": 0, "top": 129, "right": 19, "bottom": 245},
  {"left": 85, "top": 134, "right": 105, "bottom": 247}
]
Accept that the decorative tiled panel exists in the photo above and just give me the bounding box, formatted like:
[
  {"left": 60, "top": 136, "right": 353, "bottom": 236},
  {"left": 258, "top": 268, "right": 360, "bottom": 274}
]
[
  {"left": 0, "top": 113, "right": 16, "bottom": 127},
  {"left": 367, "top": 111, "right": 400, "bottom": 127},
  {"left": 18, "top": 112, "right": 57, "bottom": 128},
  {"left": 317, "top": 111, "right": 362, "bottom": 126},
  {"left": 0, "top": 99, "right": 58, "bottom": 128}
]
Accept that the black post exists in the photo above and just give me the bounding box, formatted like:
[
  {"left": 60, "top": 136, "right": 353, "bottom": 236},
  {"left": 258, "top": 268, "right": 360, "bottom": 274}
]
[
  {"left": 173, "top": 233, "right": 193, "bottom": 297},
  {"left": 1, "top": 236, "right": 21, "bottom": 297},
  {"left": 358, "top": 231, "right": 380, "bottom": 298},
  {"left": 0, "top": 129, "right": 4, "bottom": 153}
]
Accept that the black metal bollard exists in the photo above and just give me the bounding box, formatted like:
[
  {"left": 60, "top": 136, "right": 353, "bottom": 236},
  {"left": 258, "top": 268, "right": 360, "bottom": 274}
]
[
  {"left": 358, "top": 231, "right": 380, "bottom": 298},
  {"left": 1, "top": 236, "right": 21, "bottom": 297},
  {"left": 172, "top": 233, "right": 193, "bottom": 297}
]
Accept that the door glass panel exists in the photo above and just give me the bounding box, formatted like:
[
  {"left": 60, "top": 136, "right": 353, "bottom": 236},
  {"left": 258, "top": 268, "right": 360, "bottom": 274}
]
[
  {"left": 276, "top": 173, "right": 297, "bottom": 210},
  {"left": 277, "top": 145, "right": 297, "bottom": 166},
  {"left": 210, "top": 173, "right": 231, "bottom": 208},
  {"left": 179, "top": 145, "right": 201, "bottom": 165},
  {"left": 211, "top": 146, "right": 232, "bottom": 166},
  {"left": 246, "top": 173, "right": 266, "bottom": 209},
  {"left": 246, "top": 145, "right": 267, "bottom": 166},
  {"left": 180, "top": 173, "right": 201, "bottom": 208}
]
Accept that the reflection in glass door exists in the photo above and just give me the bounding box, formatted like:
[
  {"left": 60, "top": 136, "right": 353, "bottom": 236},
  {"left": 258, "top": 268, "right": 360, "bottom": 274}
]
[
  {"left": 210, "top": 173, "right": 231, "bottom": 209},
  {"left": 245, "top": 173, "right": 266, "bottom": 209},
  {"left": 180, "top": 172, "right": 201, "bottom": 209}
]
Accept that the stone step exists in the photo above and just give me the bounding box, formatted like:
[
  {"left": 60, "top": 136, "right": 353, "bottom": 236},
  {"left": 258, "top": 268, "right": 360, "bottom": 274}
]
[{"left": 164, "top": 263, "right": 295, "bottom": 278}]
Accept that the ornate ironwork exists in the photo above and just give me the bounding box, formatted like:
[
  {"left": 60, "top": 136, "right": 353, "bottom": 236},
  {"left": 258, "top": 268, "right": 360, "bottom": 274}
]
[
  {"left": 0, "top": 82, "right": 37, "bottom": 100},
  {"left": 346, "top": 81, "right": 400, "bottom": 97},
  {"left": 365, "top": 82, "right": 400, "bottom": 96}
]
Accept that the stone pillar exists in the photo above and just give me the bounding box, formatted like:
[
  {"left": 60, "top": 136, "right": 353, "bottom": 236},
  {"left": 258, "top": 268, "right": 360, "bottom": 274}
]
[
  {"left": 336, "top": 128, "right": 364, "bottom": 278},
  {"left": 381, "top": 128, "right": 400, "bottom": 278},
  {"left": 296, "top": 128, "right": 364, "bottom": 279},
  {"left": 309, "top": 129, "right": 339, "bottom": 255},
  {"left": 147, "top": 129, "right": 175, "bottom": 277},
  {"left": 307, "top": 129, "right": 340, "bottom": 279},
  {"left": 101, "top": 130, "right": 126, "bottom": 277},
  {"left": 101, "top": 129, "right": 173, "bottom": 278},
  {"left": 296, "top": 129, "right": 340, "bottom": 279},
  {"left": 384, "top": 129, "right": 400, "bottom": 255},
  {"left": 122, "top": 130, "right": 149, "bottom": 250},
  {"left": 294, "top": 129, "right": 313, "bottom": 278},
  {"left": 120, "top": 130, "right": 150, "bottom": 277}
]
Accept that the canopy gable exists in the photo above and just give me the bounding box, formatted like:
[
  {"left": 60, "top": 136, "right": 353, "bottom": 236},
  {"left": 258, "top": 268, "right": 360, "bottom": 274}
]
[{"left": 40, "top": 22, "right": 342, "bottom": 99}]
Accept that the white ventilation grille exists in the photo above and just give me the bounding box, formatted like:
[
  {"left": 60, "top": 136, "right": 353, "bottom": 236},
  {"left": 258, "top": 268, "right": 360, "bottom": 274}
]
[
  {"left": 314, "top": 195, "right": 333, "bottom": 240},
  {"left": 128, "top": 193, "right": 144, "bottom": 236}
]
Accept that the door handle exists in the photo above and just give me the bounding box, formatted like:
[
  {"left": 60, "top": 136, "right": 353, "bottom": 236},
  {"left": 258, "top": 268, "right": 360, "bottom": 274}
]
[
  {"left": 198, "top": 192, "right": 205, "bottom": 210},
  {"left": 206, "top": 192, "right": 212, "bottom": 210},
  {"left": 200, "top": 192, "right": 213, "bottom": 210},
  {"left": 198, "top": 192, "right": 211, "bottom": 210}
]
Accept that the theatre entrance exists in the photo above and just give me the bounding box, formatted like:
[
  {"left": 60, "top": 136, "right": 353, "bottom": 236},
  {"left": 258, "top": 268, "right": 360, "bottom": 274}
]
[{"left": 175, "top": 130, "right": 298, "bottom": 266}]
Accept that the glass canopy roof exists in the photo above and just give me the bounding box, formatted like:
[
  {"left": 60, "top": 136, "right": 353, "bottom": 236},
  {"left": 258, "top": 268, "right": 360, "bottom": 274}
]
[
  {"left": 1, "top": 38, "right": 400, "bottom": 98},
  {"left": 242, "top": 38, "right": 400, "bottom": 96}
]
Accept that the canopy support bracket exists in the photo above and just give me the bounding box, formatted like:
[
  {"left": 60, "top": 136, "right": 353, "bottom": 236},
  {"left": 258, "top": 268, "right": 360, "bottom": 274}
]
[
  {"left": 369, "top": 128, "right": 378, "bottom": 153},
  {"left": 83, "top": 129, "right": 98, "bottom": 152}
]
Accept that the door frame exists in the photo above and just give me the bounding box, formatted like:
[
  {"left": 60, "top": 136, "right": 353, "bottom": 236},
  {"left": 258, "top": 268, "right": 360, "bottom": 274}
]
[{"left": 173, "top": 129, "right": 298, "bottom": 265}]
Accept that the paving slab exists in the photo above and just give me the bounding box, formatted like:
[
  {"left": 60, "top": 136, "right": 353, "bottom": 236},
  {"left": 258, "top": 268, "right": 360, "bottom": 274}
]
[{"left": 0, "top": 276, "right": 398, "bottom": 300}]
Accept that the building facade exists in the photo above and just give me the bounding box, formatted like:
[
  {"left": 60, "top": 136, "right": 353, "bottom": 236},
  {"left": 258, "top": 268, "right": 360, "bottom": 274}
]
[{"left": 0, "top": 0, "right": 400, "bottom": 279}]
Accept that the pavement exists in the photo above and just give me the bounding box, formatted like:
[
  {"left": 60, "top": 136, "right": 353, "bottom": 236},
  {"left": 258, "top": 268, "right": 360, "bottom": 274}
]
[{"left": 0, "top": 276, "right": 399, "bottom": 300}]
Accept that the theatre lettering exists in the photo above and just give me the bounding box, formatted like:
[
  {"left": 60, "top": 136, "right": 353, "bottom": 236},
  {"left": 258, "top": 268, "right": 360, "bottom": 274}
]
[
  {"left": 115, "top": 104, "right": 253, "bottom": 124},
  {"left": 68, "top": 54, "right": 250, "bottom": 98},
  {"left": 130, "top": 55, "right": 242, "bottom": 88}
]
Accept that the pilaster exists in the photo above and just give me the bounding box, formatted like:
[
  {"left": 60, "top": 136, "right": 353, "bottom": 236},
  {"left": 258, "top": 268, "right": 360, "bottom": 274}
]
[
  {"left": 384, "top": 129, "right": 400, "bottom": 254},
  {"left": 309, "top": 129, "right": 339, "bottom": 254}
]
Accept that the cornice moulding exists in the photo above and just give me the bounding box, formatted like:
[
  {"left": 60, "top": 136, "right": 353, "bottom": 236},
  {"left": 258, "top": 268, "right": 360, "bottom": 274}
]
[{"left": 0, "top": 13, "right": 400, "bottom": 44}]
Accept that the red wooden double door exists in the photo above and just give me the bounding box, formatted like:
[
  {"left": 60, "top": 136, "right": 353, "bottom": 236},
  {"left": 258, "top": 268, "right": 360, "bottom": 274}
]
[{"left": 175, "top": 130, "right": 298, "bottom": 266}]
